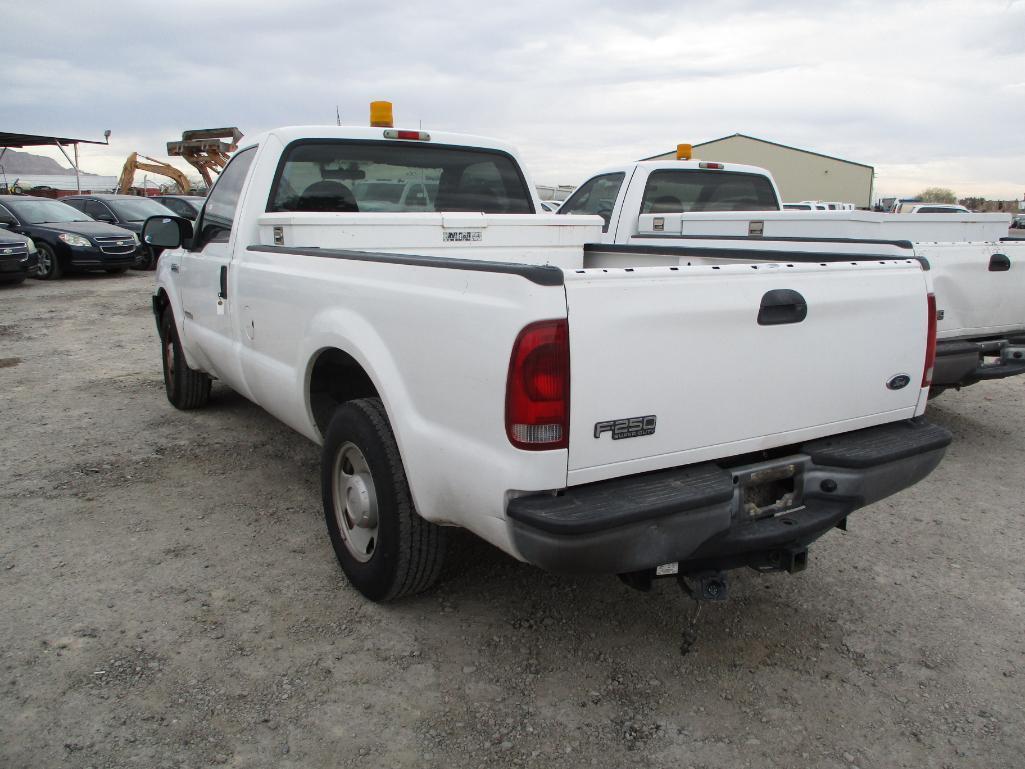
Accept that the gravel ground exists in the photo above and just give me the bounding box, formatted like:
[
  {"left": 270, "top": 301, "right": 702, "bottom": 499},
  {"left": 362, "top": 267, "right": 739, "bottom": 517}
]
[{"left": 1, "top": 271, "right": 1023, "bottom": 769}]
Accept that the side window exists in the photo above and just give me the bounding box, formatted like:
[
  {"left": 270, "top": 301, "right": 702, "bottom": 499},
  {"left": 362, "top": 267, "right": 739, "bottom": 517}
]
[
  {"left": 84, "top": 200, "right": 113, "bottom": 221},
  {"left": 64, "top": 199, "right": 86, "bottom": 213},
  {"left": 195, "top": 147, "right": 257, "bottom": 249},
  {"left": 558, "top": 173, "right": 625, "bottom": 232},
  {"left": 163, "top": 199, "right": 187, "bottom": 217},
  {"left": 0, "top": 203, "right": 16, "bottom": 225}
]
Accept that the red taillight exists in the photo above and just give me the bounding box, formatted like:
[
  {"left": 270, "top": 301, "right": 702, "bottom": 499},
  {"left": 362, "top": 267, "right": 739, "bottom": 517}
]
[
  {"left": 383, "top": 129, "right": 431, "bottom": 141},
  {"left": 699, "top": 162, "right": 724, "bottom": 170},
  {"left": 506, "top": 319, "right": 570, "bottom": 450},
  {"left": 922, "top": 293, "right": 937, "bottom": 387}
]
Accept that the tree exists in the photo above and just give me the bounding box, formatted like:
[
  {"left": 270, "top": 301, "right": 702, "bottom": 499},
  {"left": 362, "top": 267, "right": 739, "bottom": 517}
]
[{"left": 917, "top": 187, "right": 957, "bottom": 204}]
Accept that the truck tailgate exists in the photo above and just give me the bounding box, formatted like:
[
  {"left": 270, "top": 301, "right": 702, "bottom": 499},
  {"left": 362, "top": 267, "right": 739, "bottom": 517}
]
[
  {"left": 919, "top": 242, "right": 1025, "bottom": 339},
  {"left": 565, "top": 260, "right": 929, "bottom": 485}
]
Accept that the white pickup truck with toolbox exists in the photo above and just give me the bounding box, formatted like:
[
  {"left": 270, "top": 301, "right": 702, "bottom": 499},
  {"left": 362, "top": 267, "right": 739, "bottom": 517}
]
[
  {"left": 560, "top": 149, "right": 1025, "bottom": 396},
  {"left": 145, "top": 112, "right": 951, "bottom": 604}
]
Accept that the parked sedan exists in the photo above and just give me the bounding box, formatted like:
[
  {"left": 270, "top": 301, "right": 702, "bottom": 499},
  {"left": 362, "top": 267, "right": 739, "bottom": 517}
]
[
  {"left": 151, "top": 195, "right": 206, "bottom": 221},
  {"left": 0, "top": 195, "right": 139, "bottom": 279},
  {"left": 0, "top": 230, "right": 39, "bottom": 285},
  {"left": 63, "top": 194, "right": 176, "bottom": 269}
]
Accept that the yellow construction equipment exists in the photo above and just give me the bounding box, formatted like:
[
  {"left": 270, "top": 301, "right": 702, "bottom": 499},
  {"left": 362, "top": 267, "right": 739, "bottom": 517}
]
[
  {"left": 118, "top": 152, "right": 192, "bottom": 195},
  {"left": 167, "top": 127, "right": 242, "bottom": 189}
]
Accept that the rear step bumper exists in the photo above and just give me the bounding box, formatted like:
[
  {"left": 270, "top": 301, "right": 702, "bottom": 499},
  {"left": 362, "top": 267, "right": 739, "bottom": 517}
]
[
  {"left": 934, "top": 337, "right": 1025, "bottom": 387},
  {"left": 507, "top": 419, "right": 951, "bottom": 575}
]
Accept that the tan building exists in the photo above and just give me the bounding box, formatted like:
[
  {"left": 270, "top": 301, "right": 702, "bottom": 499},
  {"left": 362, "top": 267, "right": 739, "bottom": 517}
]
[{"left": 644, "top": 134, "right": 874, "bottom": 208}]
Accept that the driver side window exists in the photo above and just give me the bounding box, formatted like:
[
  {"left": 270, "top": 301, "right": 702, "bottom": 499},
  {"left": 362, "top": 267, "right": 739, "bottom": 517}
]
[
  {"left": 194, "top": 147, "right": 257, "bottom": 250},
  {"left": 557, "top": 173, "right": 625, "bottom": 232}
]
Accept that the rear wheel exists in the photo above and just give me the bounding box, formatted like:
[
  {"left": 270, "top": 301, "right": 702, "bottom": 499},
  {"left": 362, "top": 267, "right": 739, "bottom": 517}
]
[
  {"left": 321, "top": 398, "right": 446, "bottom": 601},
  {"left": 160, "top": 308, "right": 211, "bottom": 409},
  {"left": 34, "top": 242, "right": 61, "bottom": 280}
]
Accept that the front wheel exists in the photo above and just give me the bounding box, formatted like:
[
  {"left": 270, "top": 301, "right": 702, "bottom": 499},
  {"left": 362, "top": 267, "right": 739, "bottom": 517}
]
[
  {"left": 159, "top": 308, "right": 211, "bottom": 409},
  {"left": 321, "top": 398, "right": 447, "bottom": 601},
  {"left": 133, "top": 247, "right": 155, "bottom": 271},
  {"left": 33, "top": 242, "right": 62, "bottom": 280}
]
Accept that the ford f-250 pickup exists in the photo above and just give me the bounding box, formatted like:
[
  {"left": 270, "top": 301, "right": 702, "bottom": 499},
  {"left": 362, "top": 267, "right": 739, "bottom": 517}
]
[
  {"left": 560, "top": 153, "right": 1025, "bottom": 396},
  {"left": 144, "top": 117, "right": 951, "bottom": 604}
]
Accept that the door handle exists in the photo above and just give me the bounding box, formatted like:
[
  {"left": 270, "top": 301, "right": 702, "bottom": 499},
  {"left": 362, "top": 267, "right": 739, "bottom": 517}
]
[
  {"left": 218, "top": 265, "right": 227, "bottom": 299},
  {"left": 758, "top": 289, "right": 808, "bottom": 326},
  {"left": 989, "top": 253, "right": 1010, "bottom": 272}
]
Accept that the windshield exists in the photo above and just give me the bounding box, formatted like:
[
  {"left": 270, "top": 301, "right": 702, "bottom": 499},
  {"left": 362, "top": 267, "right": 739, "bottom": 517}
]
[
  {"left": 268, "top": 141, "right": 534, "bottom": 214},
  {"left": 4, "top": 198, "right": 92, "bottom": 224},
  {"left": 108, "top": 198, "right": 175, "bottom": 222}
]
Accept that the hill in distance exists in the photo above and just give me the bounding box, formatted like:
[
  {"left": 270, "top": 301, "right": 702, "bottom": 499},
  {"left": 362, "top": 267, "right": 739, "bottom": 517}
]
[{"left": 0, "top": 148, "right": 94, "bottom": 175}]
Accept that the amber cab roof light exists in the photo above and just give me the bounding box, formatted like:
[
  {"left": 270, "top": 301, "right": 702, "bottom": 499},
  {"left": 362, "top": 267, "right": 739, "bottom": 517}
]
[{"left": 370, "top": 101, "right": 394, "bottom": 128}]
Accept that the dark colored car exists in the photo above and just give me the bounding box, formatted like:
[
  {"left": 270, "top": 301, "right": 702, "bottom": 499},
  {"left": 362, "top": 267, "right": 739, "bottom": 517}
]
[
  {"left": 63, "top": 194, "right": 176, "bottom": 269},
  {"left": 151, "top": 195, "right": 206, "bottom": 221},
  {"left": 0, "top": 230, "right": 39, "bottom": 285},
  {"left": 0, "top": 195, "right": 139, "bottom": 279}
]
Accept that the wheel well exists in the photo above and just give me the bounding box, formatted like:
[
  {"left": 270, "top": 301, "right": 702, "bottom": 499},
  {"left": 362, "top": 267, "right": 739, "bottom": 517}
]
[
  {"left": 309, "top": 348, "right": 379, "bottom": 436},
  {"left": 153, "top": 289, "right": 170, "bottom": 334},
  {"left": 154, "top": 289, "right": 170, "bottom": 315}
]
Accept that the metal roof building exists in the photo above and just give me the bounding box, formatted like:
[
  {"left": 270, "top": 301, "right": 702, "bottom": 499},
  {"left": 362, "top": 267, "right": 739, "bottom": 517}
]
[{"left": 644, "top": 134, "right": 874, "bottom": 208}]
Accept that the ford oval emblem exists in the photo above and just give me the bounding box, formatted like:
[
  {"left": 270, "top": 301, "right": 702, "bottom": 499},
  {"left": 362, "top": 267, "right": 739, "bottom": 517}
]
[{"left": 887, "top": 374, "right": 911, "bottom": 390}]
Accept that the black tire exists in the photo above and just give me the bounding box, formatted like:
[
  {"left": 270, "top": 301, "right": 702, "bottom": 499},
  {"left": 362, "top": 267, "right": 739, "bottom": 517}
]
[
  {"left": 159, "top": 308, "right": 211, "bottom": 409},
  {"left": 133, "top": 247, "right": 155, "bottom": 271},
  {"left": 321, "top": 398, "right": 446, "bottom": 601},
  {"left": 928, "top": 386, "right": 947, "bottom": 400},
  {"left": 34, "top": 242, "right": 62, "bottom": 280}
]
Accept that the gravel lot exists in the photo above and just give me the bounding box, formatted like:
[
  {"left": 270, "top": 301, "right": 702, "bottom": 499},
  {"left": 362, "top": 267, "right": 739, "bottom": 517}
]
[{"left": 1, "top": 271, "right": 1023, "bottom": 769}]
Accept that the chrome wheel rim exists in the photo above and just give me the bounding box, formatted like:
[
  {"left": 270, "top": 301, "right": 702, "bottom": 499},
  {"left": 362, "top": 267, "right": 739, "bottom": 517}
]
[{"left": 331, "top": 442, "right": 379, "bottom": 562}]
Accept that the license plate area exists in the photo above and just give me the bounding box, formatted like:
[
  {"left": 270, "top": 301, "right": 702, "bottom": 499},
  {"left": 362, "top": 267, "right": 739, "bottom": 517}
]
[{"left": 734, "top": 461, "right": 805, "bottom": 520}]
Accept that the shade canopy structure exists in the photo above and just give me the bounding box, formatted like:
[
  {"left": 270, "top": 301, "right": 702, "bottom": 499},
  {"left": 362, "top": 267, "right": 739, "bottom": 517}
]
[
  {"left": 0, "top": 131, "right": 110, "bottom": 193},
  {"left": 0, "top": 132, "right": 109, "bottom": 149}
]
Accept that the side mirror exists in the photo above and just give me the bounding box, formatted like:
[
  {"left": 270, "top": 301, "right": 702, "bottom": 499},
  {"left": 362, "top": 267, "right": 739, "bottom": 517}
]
[{"left": 143, "top": 215, "right": 193, "bottom": 250}]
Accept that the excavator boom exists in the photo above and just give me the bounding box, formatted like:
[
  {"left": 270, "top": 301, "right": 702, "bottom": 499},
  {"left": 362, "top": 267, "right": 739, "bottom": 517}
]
[{"left": 118, "top": 152, "right": 191, "bottom": 195}]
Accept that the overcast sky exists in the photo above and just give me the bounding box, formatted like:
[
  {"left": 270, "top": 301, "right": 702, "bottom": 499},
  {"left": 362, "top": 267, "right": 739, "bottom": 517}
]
[{"left": 3, "top": 0, "right": 1023, "bottom": 199}]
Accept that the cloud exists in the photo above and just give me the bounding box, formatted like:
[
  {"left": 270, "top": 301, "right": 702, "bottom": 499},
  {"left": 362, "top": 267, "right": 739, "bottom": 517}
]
[{"left": 2, "top": 0, "right": 1023, "bottom": 198}]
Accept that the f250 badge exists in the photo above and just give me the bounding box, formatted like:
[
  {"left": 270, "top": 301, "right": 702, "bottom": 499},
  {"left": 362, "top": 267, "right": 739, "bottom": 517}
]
[
  {"left": 594, "top": 415, "right": 657, "bottom": 440},
  {"left": 443, "top": 230, "right": 482, "bottom": 242}
]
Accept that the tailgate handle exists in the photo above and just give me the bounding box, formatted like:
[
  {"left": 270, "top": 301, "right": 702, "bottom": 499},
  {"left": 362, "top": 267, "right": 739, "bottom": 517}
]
[
  {"left": 989, "top": 253, "right": 1011, "bottom": 272},
  {"left": 758, "top": 289, "right": 807, "bottom": 326}
]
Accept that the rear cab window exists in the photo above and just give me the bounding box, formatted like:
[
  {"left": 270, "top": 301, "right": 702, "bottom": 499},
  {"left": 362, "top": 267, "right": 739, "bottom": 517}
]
[
  {"left": 640, "top": 170, "right": 778, "bottom": 213},
  {"left": 267, "top": 141, "right": 534, "bottom": 215}
]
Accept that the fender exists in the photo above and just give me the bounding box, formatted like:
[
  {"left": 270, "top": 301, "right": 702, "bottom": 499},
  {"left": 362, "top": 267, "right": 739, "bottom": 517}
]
[{"left": 153, "top": 252, "right": 206, "bottom": 372}]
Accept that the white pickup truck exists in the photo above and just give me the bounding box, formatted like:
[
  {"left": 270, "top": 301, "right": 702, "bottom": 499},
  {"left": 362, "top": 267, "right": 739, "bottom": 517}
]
[
  {"left": 559, "top": 157, "right": 1025, "bottom": 395},
  {"left": 145, "top": 122, "right": 951, "bottom": 603}
]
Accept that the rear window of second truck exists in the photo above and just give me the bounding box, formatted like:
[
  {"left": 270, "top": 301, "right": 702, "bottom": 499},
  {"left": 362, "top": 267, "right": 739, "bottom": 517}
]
[{"left": 640, "top": 170, "right": 778, "bottom": 214}]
